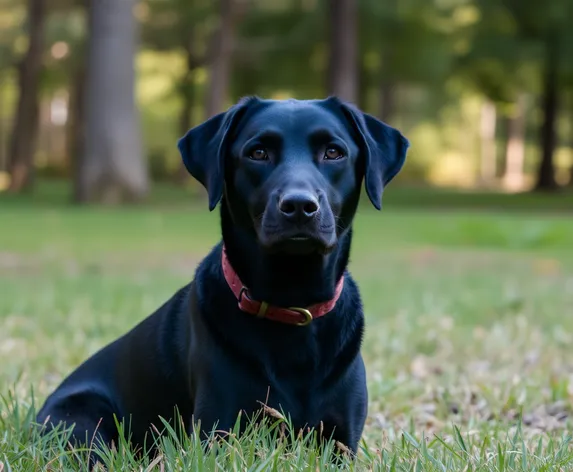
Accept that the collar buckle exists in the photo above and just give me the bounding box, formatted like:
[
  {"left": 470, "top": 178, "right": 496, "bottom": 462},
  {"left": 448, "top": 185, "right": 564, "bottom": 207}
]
[{"left": 288, "top": 307, "right": 313, "bottom": 326}]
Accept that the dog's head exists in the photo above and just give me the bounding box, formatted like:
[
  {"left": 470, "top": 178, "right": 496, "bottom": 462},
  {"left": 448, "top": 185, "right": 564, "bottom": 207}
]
[{"left": 178, "top": 96, "right": 409, "bottom": 255}]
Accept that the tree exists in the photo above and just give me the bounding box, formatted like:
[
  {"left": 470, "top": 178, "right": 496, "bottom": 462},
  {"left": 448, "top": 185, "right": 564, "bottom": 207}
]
[
  {"left": 75, "top": 0, "right": 148, "bottom": 203},
  {"left": 359, "top": 0, "right": 454, "bottom": 120},
  {"left": 503, "top": 93, "right": 527, "bottom": 190},
  {"left": 41, "top": 0, "right": 90, "bottom": 187},
  {"left": 204, "top": 0, "right": 246, "bottom": 118},
  {"left": 569, "top": 94, "right": 573, "bottom": 187},
  {"left": 174, "top": 28, "right": 198, "bottom": 184},
  {"left": 452, "top": 0, "right": 542, "bottom": 189},
  {"left": 7, "top": 0, "right": 46, "bottom": 193},
  {"left": 142, "top": 0, "right": 206, "bottom": 184},
  {"left": 501, "top": 0, "right": 573, "bottom": 191},
  {"left": 143, "top": 0, "right": 246, "bottom": 181},
  {"left": 535, "top": 36, "right": 559, "bottom": 191},
  {"left": 327, "top": 0, "right": 358, "bottom": 103},
  {"left": 230, "top": 1, "right": 325, "bottom": 99},
  {"left": 479, "top": 99, "right": 497, "bottom": 185},
  {"left": 69, "top": 63, "right": 86, "bottom": 201}
]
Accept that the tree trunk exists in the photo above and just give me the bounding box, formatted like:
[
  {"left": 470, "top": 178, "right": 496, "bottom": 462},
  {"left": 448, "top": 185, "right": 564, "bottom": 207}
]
[
  {"left": 357, "top": 59, "right": 368, "bottom": 112},
  {"left": 175, "top": 30, "right": 196, "bottom": 184},
  {"left": 567, "top": 91, "right": 573, "bottom": 188},
  {"left": 75, "top": 0, "right": 148, "bottom": 204},
  {"left": 69, "top": 65, "right": 86, "bottom": 201},
  {"left": 379, "top": 80, "right": 395, "bottom": 123},
  {"left": 479, "top": 99, "right": 497, "bottom": 186},
  {"left": 378, "top": 42, "right": 396, "bottom": 123},
  {"left": 7, "top": 0, "right": 46, "bottom": 193},
  {"left": 503, "top": 93, "right": 527, "bottom": 191},
  {"left": 204, "top": 0, "right": 245, "bottom": 119},
  {"left": 569, "top": 105, "right": 573, "bottom": 188},
  {"left": 535, "top": 35, "right": 560, "bottom": 192},
  {"left": 326, "top": 0, "right": 358, "bottom": 104},
  {"left": 0, "top": 74, "right": 6, "bottom": 173}
]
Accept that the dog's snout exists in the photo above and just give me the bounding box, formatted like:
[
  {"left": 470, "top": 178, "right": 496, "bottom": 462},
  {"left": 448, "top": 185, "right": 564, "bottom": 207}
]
[{"left": 278, "top": 192, "right": 319, "bottom": 222}]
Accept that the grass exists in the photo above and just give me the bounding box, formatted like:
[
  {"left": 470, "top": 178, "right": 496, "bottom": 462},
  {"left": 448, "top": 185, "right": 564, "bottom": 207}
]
[{"left": 1, "top": 183, "right": 573, "bottom": 470}]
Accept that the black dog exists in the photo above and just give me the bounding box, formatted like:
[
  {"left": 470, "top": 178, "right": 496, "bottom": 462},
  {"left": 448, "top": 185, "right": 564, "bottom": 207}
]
[{"left": 36, "top": 96, "right": 408, "bottom": 460}]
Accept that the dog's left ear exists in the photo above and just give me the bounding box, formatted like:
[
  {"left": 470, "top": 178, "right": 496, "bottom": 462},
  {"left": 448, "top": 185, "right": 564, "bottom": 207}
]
[
  {"left": 177, "top": 98, "right": 255, "bottom": 211},
  {"left": 338, "top": 101, "right": 410, "bottom": 210}
]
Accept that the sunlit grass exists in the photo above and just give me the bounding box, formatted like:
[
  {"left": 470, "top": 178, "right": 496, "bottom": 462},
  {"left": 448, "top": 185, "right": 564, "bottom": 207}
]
[
  {"left": 4, "top": 392, "right": 573, "bottom": 470},
  {"left": 1, "top": 186, "right": 573, "bottom": 470}
]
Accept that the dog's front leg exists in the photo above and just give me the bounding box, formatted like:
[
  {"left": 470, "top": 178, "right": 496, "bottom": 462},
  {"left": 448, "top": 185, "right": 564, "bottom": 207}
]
[
  {"left": 321, "top": 356, "right": 368, "bottom": 455},
  {"left": 189, "top": 361, "right": 261, "bottom": 441},
  {"left": 190, "top": 389, "right": 248, "bottom": 441}
]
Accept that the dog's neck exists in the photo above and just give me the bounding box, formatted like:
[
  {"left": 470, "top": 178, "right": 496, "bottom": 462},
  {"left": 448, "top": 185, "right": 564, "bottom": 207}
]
[{"left": 220, "top": 201, "right": 352, "bottom": 308}]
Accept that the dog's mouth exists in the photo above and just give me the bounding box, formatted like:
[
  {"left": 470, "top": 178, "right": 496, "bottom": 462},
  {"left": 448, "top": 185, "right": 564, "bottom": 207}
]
[
  {"left": 255, "top": 204, "right": 338, "bottom": 255},
  {"left": 288, "top": 235, "right": 310, "bottom": 241},
  {"left": 258, "top": 229, "right": 337, "bottom": 255}
]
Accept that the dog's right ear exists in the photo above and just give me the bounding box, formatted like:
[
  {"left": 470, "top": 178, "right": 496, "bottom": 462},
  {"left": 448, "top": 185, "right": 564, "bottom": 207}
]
[
  {"left": 331, "top": 98, "right": 409, "bottom": 211},
  {"left": 177, "top": 98, "right": 255, "bottom": 211}
]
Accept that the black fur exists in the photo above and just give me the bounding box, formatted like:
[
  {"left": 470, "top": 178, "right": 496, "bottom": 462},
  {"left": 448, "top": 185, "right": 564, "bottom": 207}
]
[{"left": 36, "top": 96, "right": 409, "bottom": 464}]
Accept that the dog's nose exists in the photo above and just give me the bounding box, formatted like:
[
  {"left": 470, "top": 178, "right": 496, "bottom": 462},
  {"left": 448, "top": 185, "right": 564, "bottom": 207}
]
[{"left": 278, "top": 192, "right": 319, "bottom": 222}]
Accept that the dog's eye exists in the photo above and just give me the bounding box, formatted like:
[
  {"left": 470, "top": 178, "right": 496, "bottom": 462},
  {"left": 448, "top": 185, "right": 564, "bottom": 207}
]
[
  {"left": 324, "top": 147, "right": 344, "bottom": 160},
  {"left": 249, "top": 148, "right": 268, "bottom": 161}
]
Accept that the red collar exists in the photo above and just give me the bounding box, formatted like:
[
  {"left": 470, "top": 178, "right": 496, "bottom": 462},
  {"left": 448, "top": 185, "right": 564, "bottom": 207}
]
[{"left": 221, "top": 245, "right": 344, "bottom": 326}]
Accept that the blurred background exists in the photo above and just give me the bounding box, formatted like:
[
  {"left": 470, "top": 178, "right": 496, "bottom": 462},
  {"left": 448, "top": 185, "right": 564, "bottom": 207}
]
[
  {"left": 1, "top": 4, "right": 573, "bottom": 460},
  {"left": 0, "top": 0, "right": 573, "bottom": 202}
]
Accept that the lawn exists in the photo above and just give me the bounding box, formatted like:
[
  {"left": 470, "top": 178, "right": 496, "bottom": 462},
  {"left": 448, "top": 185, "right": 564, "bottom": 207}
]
[{"left": 1, "top": 184, "right": 573, "bottom": 470}]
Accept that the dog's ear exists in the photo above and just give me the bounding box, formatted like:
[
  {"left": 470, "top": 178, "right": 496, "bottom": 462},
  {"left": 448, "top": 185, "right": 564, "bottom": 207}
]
[
  {"left": 177, "top": 98, "right": 255, "bottom": 211},
  {"left": 336, "top": 100, "right": 410, "bottom": 210}
]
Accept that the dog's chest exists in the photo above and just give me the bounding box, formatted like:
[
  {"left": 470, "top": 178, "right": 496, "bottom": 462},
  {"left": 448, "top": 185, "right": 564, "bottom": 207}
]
[
  {"left": 265, "top": 386, "right": 324, "bottom": 430},
  {"left": 259, "top": 361, "right": 329, "bottom": 429}
]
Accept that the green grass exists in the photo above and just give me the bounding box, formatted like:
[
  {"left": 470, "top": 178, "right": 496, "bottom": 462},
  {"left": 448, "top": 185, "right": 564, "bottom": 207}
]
[{"left": 1, "top": 184, "right": 573, "bottom": 470}]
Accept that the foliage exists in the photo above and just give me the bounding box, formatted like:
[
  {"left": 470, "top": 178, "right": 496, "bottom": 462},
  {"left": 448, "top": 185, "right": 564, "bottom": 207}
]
[
  {"left": 0, "top": 0, "right": 25, "bottom": 70},
  {"left": 1, "top": 0, "right": 573, "bottom": 192}
]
